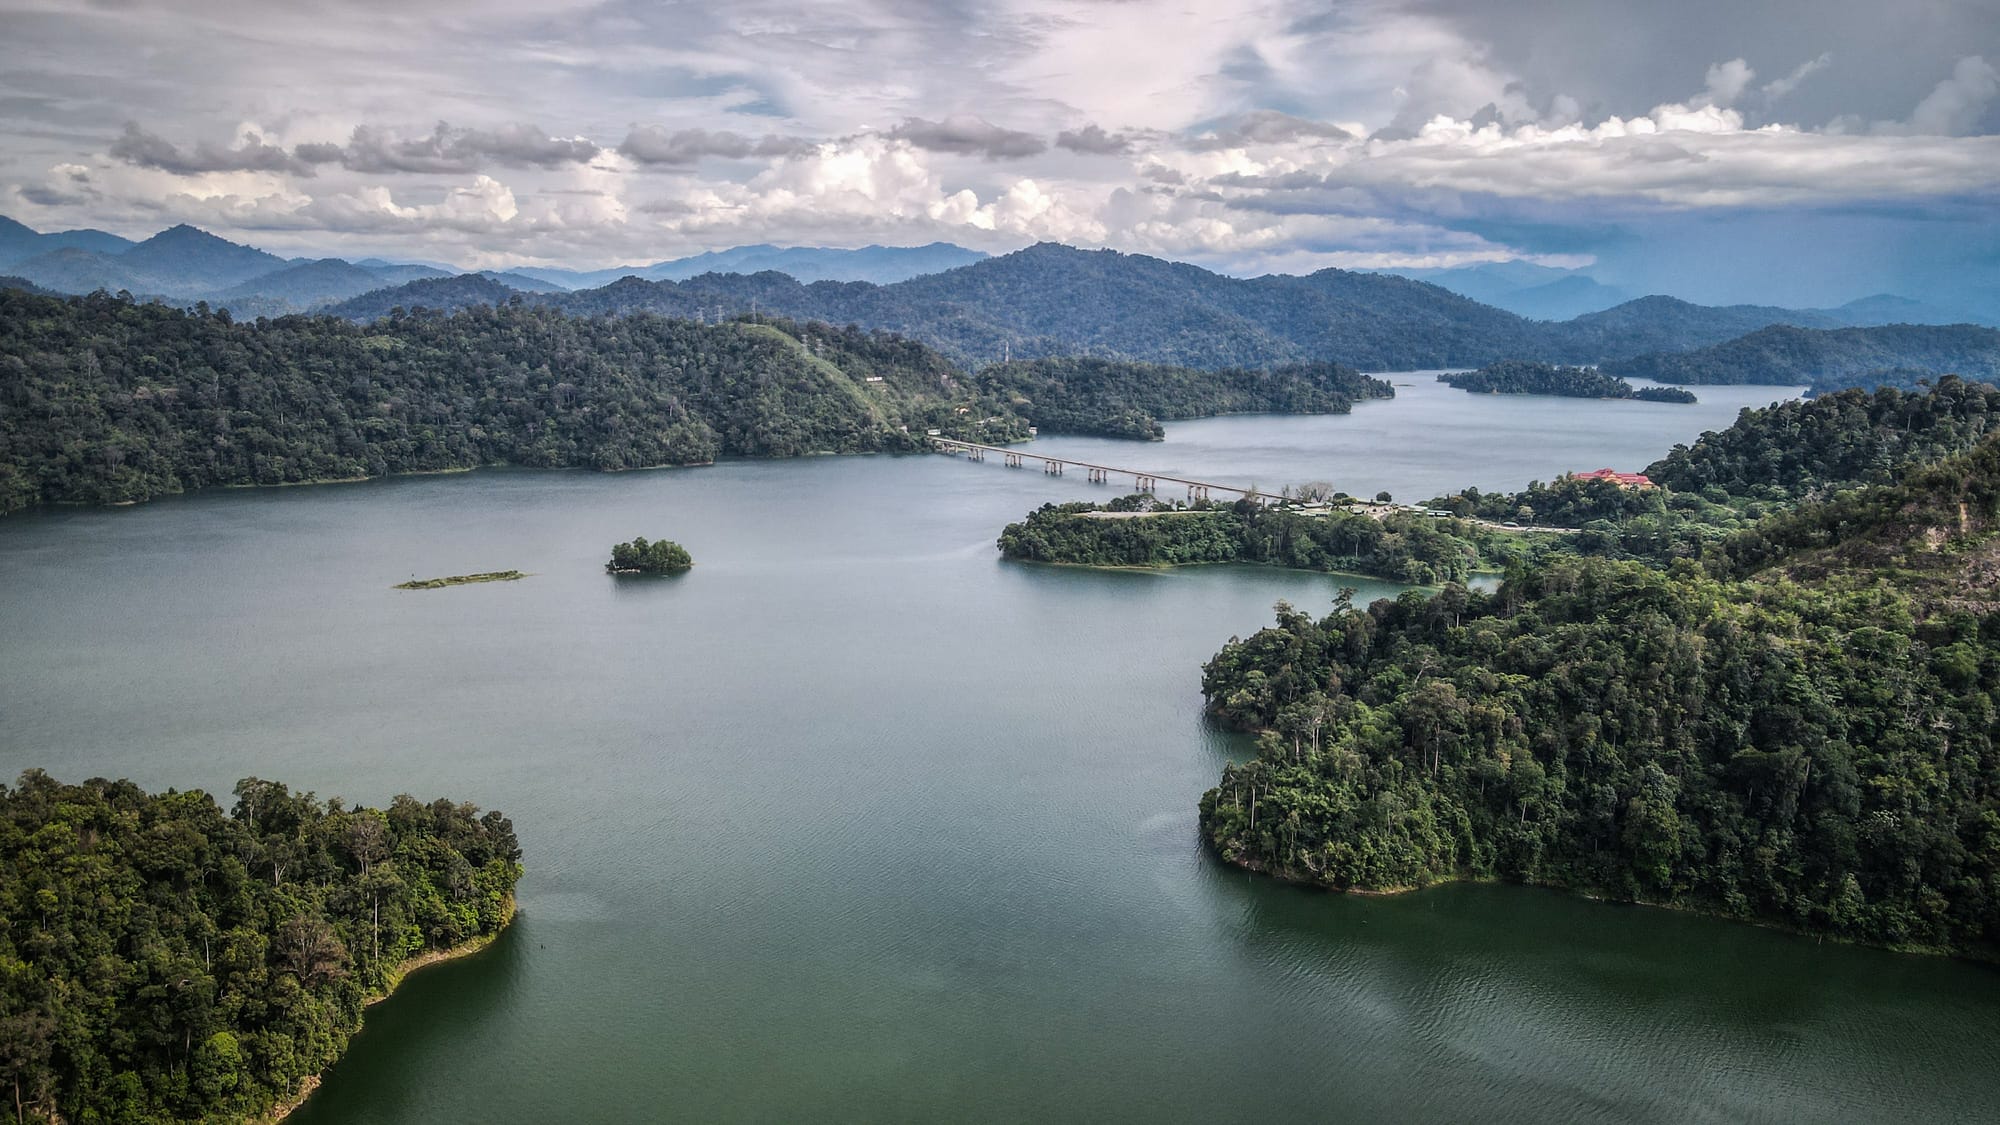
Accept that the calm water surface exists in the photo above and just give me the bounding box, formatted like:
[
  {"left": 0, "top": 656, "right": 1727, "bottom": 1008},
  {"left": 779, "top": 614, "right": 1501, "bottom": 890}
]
[{"left": 5, "top": 379, "right": 1998, "bottom": 1124}]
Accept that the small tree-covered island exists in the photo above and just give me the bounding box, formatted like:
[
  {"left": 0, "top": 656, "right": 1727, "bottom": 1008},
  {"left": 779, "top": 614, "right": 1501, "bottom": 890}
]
[
  {"left": 0, "top": 773, "right": 522, "bottom": 1123},
  {"left": 1195, "top": 379, "right": 2000, "bottom": 958},
  {"left": 1439, "top": 360, "right": 1697, "bottom": 403},
  {"left": 607, "top": 537, "right": 693, "bottom": 574}
]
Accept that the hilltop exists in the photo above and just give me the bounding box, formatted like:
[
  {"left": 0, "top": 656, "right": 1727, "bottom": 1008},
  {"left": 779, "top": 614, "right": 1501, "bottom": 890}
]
[{"left": 1605, "top": 323, "right": 2000, "bottom": 391}]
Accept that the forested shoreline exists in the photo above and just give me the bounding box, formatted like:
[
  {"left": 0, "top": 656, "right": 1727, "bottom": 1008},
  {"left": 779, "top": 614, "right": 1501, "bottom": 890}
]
[
  {"left": 1195, "top": 380, "right": 2000, "bottom": 957},
  {"left": 0, "top": 773, "right": 522, "bottom": 1123},
  {"left": 997, "top": 496, "right": 1523, "bottom": 586},
  {"left": 0, "top": 291, "right": 1391, "bottom": 515}
]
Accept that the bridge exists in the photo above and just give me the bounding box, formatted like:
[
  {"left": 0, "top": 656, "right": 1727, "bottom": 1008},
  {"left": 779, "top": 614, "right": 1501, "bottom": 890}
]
[{"left": 930, "top": 437, "right": 1279, "bottom": 503}]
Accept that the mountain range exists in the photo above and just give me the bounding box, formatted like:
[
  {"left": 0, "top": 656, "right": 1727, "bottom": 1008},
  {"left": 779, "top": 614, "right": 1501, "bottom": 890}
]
[
  {"left": 326, "top": 244, "right": 2000, "bottom": 371},
  {"left": 1, "top": 215, "right": 1993, "bottom": 376},
  {"left": 0, "top": 217, "right": 989, "bottom": 311},
  {"left": 1386, "top": 260, "right": 1990, "bottom": 328}
]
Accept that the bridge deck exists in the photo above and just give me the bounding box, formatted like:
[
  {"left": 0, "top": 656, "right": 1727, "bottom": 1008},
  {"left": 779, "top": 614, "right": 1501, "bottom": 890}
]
[{"left": 931, "top": 437, "right": 1277, "bottom": 500}]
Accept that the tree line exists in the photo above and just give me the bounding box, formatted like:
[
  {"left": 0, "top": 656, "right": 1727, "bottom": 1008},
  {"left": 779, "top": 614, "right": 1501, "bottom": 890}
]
[
  {"left": 996, "top": 497, "right": 1528, "bottom": 586},
  {"left": 0, "top": 772, "right": 522, "bottom": 1122},
  {"left": 0, "top": 290, "right": 1412, "bottom": 516}
]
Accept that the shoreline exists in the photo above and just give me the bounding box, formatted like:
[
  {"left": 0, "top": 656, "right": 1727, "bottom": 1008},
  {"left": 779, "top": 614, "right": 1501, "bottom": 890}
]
[
  {"left": 1001, "top": 554, "right": 1486, "bottom": 590},
  {"left": 1204, "top": 829, "right": 1989, "bottom": 963},
  {"left": 260, "top": 895, "right": 517, "bottom": 1124}
]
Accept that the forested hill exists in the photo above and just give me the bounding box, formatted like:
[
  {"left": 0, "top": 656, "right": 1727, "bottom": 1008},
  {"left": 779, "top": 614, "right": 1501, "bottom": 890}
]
[
  {"left": 1197, "top": 384, "right": 2000, "bottom": 957},
  {"left": 1603, "top": 323, "right": 2000, "bottom": 390},
  {"left": 327, "top": 244, "right": 1838, "bottom": 371},
  {"left": 0, "top": 772, "right": 522, "bottom": 1123},
  {"left": 0, "top": 290, "right": 1394, "bottom": 514},
  {"left": 1642, "top": 377, "right": 2000, "bottom": 502},
  {"left": 979, "top": 357, "right": 1390, "bottom": 440},
  {"left": 0, "top": 290, "right": 1028, "bottom": 513}
]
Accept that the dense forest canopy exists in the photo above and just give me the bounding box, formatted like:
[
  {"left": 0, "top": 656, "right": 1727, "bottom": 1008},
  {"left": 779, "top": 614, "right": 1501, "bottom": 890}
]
[
  {"left": 997, "top": 497, "right": 1524, "bottom": 586},
  {"left": 0, "top": 290, "right": 1410, "bottom": 515},
  {"left": 978, "top": 357, "right": 1391, "bottom": 441},
  {"left": 1603, "top": 323, "right": 2000, "bottom": 390},
  {"left": 0, "top": 290, "right": 1033, "bottom": 514},
  {"left": 1438, "top": 361, "right": 1695, "bottom": 403},
  {"left": 1196, "top": 381, "right": 2000, "bottom": 957},
  {"left": 0, "top": 773, "right": 521, "bottom": 1123}
]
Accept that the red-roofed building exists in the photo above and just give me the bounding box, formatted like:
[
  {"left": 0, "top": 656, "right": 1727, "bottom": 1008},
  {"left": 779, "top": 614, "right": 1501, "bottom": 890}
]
[{"left": 1571, "top": 468, "right": 1655, "bottom": 489}]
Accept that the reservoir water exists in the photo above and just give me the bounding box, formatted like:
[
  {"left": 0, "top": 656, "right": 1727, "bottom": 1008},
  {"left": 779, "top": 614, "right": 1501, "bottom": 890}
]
[{"left": 4, "top": 377, "right": 1997, "bottom": 1123}]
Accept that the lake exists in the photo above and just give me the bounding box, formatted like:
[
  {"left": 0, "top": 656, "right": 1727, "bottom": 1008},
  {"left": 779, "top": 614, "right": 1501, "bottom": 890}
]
[{"left": 4, "top": 377, "right": 1997, "bottom": 1124}]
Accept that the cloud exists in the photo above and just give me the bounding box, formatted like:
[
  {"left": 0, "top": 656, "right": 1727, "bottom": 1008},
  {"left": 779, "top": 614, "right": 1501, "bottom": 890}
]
[
  {"left": 110, "top": 123, "right": 312, "bottom": 176},
  {"left": 1907, "top": 55, "right": 1999, "bottom": 136},
  {"left": 1700, "top": 59, "right": 1755, "bottom": 107},
  {"left": 1055, "top": 124, "right": 1139, "bottom": 155},
  {"left": 885, "top": 116, "right": 1047, "bottom": 159},
  {"left": 330, "top": 123, "right": 600, "bottom": 173},
  {"left": 618, "top": 126, "right": 817, "bottom": 166},
  {"left": 1194, "top": 110, "right": 1353, "bottom": 149},
  {"left": 1761, "top": 53, "right": 1832, "bottom": 100}
]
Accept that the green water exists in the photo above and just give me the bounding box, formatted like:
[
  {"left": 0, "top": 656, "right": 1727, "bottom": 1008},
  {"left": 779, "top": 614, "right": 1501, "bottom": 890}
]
[{"left": 3, "top": 379, "right": 1996, "bottom": 1123}]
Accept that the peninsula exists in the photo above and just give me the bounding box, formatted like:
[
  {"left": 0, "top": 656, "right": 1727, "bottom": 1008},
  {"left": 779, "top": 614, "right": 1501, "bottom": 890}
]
[
  {"left": 0, "top": 772, "right": 522, "bottom": 1123},
  {"left": 1196, "top": 377, "right": 2000, "bottom": 958}
]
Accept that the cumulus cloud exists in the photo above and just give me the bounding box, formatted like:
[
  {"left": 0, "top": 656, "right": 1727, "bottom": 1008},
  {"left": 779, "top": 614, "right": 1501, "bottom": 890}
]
[
  {"left": 110, "top": 123, "right": 312, "bottom": 176},
  {"left": 885, "top": 116, "right": 1046, "bottom": 159},
  {"left": 1907, "top": 55, "right": 2000, "bottom": 136},
  {"left": 1700, "top": 59, "right": 1756, "bottom": 107},
  {"left": 618, "top": 126, "right": 818, "bottom": 166},
  {"left": 325, "top": 123, "right": 600, "bottom": 174}
]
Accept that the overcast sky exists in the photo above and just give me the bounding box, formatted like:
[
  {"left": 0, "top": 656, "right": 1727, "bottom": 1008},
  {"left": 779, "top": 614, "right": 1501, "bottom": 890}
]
[{"left": 3, "top": 0, "right": 1997, "bottom": 305}]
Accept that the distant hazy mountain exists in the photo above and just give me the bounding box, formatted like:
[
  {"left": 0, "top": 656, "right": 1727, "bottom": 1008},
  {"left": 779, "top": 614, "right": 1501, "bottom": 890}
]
[
  {"left": 474, "top": 270, "right": 569, "bottom": 294},
  {"left": 1604, "top": 323, "right": 2000, "bottom": 390},
  {"left": 1386, "top": 262, "right": 1991, "bottom": 329},
  {"left": 117, "top": 225, "right": 287, "bottom": 291},
  {"left": 515, "top": 242, "right": 988, "bottom": 289},
  {"left": 1825, "top": 293, "right": 1996, "bottom": 328},
  {"left": 208, "top": 258, "right": 386, "bottom": 306},
  {"left": 11, "top": 223, "right": 286, "bottom": 298},
  {"left": 0, "top": 215, "right": 133, "bottom": 270},
  {"left": 361, "top": 262, "right": 454, "bottom": 288},
  {"left": 1384, "top": 262, "right": 1633, "bottom": 320}
]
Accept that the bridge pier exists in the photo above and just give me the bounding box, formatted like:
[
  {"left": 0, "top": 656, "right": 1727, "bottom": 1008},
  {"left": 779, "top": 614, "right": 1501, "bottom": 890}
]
[
  {"left": 1135, "top": 475, "right": 1155, "bottom": 493},
  {"left": 1044, "top": 460, "right": 1063, "bottom": 475},
  {"left": 1087, "top": 467, "right": 1106, "bottom": 484},
  {"left": 1005, "top": 452, "right": 1022, "bottom": 468}
]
